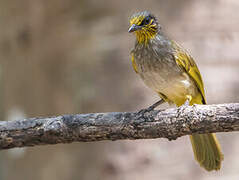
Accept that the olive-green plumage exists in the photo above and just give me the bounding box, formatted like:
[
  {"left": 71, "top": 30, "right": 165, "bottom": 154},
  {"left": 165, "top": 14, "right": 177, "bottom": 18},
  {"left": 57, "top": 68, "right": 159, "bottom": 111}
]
[{"left": 129, "top": 11, "right": 223, "bottom": 171}]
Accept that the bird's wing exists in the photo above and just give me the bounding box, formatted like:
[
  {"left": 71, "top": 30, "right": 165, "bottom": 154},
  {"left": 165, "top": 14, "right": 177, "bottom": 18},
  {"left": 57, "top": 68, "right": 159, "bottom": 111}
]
[
  {"left": 131, "top": 52, "right": 138, "bottom": 73},
  {"left": 173, "top": 42, "right": 206, "bottom": 104}
]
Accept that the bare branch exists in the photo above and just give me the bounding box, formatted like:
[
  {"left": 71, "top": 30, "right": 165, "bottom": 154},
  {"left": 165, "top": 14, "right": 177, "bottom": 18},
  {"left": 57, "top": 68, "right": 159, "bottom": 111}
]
[{"left": 0, "top": 103, "right": 238, "bottom": 150}]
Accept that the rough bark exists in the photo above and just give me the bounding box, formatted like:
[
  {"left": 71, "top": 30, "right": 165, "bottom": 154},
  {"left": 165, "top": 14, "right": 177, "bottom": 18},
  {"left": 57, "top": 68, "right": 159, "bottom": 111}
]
[{"left": 0, "top": 103, "right": 238, "bottom": 150}]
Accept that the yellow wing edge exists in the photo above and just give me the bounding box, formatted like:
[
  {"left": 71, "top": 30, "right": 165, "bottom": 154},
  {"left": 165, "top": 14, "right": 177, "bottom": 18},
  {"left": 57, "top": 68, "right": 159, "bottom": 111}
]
[
  {"left": 131, "top": 52, "right": 138, "bottom": 73},
  {"left": 173, "top": 42, "right": 206, "bottom": 104}
]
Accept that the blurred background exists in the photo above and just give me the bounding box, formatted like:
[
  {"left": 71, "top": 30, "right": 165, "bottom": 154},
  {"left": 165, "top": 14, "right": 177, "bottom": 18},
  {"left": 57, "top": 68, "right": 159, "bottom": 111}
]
[{"left": 0, "top": 0, "right": 239, "bottom": 180}]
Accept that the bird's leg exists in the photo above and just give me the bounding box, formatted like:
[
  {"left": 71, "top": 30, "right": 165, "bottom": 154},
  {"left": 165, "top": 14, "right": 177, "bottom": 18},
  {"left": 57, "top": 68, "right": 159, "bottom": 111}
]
[
  {"left": 138, "top": 99, "right": 165, "bottom": 114},
  {"left": 147, "top": 99, "right": 165, "bottom": 110}
]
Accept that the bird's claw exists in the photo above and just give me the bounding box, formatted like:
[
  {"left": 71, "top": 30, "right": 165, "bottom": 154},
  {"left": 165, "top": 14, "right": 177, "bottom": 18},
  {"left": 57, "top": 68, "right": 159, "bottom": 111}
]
[{"left": 178, "top": 99, "right": 190, "bottom": 115}]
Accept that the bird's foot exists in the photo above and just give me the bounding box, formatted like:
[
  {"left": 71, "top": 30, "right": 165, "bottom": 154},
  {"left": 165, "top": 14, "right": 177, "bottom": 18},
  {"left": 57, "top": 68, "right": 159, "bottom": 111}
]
[
  {"left": 137, "top": 99, "right": 164, "bottom": 115},
  {"left": 178, "top": 97, "right": 191, "bottom": 115},
  {"left": 183, "top": 99, "right": 190, "bottom": 106}
]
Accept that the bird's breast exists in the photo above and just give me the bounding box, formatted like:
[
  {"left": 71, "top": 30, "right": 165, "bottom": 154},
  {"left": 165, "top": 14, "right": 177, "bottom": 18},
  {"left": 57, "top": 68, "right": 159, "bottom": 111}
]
[{"left": 133, "top": 49, "right": 198, "bottom": 105}]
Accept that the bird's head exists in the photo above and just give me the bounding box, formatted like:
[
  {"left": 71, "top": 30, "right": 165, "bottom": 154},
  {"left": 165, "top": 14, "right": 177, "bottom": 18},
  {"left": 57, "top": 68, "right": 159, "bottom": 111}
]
[{"left": 128, "top": 11, "right": 159, "bottom": 44}]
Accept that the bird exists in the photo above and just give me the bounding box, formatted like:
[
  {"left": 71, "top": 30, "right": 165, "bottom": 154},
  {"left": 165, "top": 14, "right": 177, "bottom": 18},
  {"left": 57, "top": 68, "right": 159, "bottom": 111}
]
[{"left": 128, "top": 11, "right": 223, "bottom": 171}]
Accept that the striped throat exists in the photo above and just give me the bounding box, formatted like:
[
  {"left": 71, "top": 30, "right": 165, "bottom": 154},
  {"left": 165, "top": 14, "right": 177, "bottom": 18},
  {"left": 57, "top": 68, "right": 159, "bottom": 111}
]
[{"left": 129, "top": 11, "right": 159, "bottom": 44}]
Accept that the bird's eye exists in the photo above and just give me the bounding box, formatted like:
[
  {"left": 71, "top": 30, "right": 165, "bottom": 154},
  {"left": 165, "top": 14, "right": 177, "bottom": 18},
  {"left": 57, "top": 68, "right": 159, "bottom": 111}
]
[
  {"left": 139, "top": 16, "right": 151, "bottom": 26},
  {"left": 145, "top": 16, "right": 151, "bottom": 24}
]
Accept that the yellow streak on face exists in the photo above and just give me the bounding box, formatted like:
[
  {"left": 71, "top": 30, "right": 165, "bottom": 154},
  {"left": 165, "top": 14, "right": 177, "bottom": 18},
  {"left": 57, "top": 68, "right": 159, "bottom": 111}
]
[
  {"left": 130, "top": 16, "right": 145, "bottom": 26},
  {"left": 129, "top": 16, "right": 157, "bottom": 44}
]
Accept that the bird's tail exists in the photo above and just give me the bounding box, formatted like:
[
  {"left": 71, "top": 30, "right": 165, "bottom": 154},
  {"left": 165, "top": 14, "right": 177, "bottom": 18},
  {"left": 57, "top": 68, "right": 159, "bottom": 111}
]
[{"left": 190, "top": 133, "right": 224, "bottom": 171}]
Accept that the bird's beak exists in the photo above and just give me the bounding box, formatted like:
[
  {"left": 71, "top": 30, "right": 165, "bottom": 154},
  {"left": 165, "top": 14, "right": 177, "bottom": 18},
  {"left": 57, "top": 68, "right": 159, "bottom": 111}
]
[{"left": 128, "top": 24, "right": 141, "bottom": 33}]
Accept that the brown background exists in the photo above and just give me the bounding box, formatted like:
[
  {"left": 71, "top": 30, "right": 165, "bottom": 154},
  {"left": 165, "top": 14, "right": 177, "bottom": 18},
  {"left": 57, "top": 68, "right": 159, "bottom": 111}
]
[{"left": 0, "top": 0, "right": 239, "bottom": 180}]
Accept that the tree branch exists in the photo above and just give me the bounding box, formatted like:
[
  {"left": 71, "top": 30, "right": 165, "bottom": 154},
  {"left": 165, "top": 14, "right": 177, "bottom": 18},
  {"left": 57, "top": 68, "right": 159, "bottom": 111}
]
[{"left": 0, "top": 103, "right": 238, "bottom": 150}]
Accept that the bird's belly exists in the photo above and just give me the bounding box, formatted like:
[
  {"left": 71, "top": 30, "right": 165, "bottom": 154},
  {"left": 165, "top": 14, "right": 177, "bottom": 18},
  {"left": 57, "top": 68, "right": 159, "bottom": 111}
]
[{"left": 139, "top": 71, "right": 198, "bottom": 106}]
